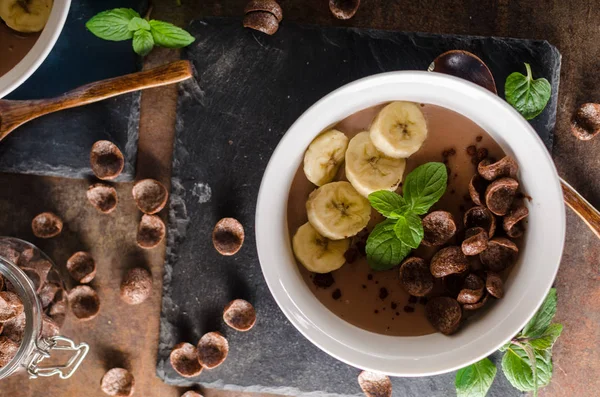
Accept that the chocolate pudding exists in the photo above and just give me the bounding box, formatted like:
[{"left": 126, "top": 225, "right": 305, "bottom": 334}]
[
  {"left": 287, "top": 104, "right": 507, "bottom": 336},
  {"left": 0, "top": 22, "right": 41, "bottom": 77}
]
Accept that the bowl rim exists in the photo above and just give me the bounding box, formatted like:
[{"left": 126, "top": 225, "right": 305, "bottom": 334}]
[
  {"left": 255, "top": 71, "right": 565, "bottom": 377},
  {"left": 0, "top": 0, "right": 71, "bottom": 98}
]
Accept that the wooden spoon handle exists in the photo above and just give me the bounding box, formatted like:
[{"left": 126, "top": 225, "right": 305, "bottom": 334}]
[
  {"left": 561, "top": 178, "right": 600, "bottom": 239},
  {"left": 0, "top": 60, "right": 193, "bottom": 140}
]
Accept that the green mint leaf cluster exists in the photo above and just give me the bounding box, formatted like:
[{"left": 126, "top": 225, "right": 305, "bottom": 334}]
[
  {"left": 365, "top": 162, "right": 447, "bottom": 270},
  {"left": 454, "top": 288, "right": 563, "bottom": 397},
  {"left": 86, "top": 8, "right": 195, "bottom": 56},
  {"left": 505, "top": 63, "right": 551, "bottom": 120}
]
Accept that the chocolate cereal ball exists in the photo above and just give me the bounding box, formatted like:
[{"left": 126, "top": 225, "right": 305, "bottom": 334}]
[{"left": 120, "top": 268, "right": 152, "bottom": 305}]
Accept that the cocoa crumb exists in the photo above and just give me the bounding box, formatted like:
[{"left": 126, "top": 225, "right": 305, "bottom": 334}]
[
  {"left": 362, "top": 284, "right": 366, "bottom": 289},
  {"left": 403, "top": 306, "right": 415, "bottom": 313},
  {"left": 378, "top": 288, "right": 388, "bottom": 300},
  {"left": 344, "top": 247, "right": 359, "bottom": 263},
  {"left": 477, "top": 148, "right": 489, "bottom": 161},
  {"left": 374, "top": 310, "right": 379, "bottom": 314},
  {"left": 312, "top": 273, "right": 334, "bottom": 289},
  {"left": 367, "top": 274, "right": 373, "bottom": 281},
  {"left": 332, "top": 289, "right": 342, "bottom": 300},
  {"left": 476, "top": 135, "right": 483, "bottom": 142},
  {"left": 391, "top": 302, "right": 397, "bottom": 310},
  {"left": 466, "top": 145, "right": 477, "bottom": 156}
]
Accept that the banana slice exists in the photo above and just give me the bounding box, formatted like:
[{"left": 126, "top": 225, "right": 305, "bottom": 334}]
[
  {"left": 369, "top": 101, "right": 428, "bottom": 158},
  {"left": 345, "top": 131, "right": 406, "bottom": 197},
  {"left": 292, "top": 222, "right": 350, "bottom": 273},
  {"left": 306, "top": 181, "right": 371, "bottom": 240},
  {"left": 0, "top": 0, "right": 53, "bottom": 33},
  {"left": 303, "top": 129, "right": 349, "bottom": 186}
]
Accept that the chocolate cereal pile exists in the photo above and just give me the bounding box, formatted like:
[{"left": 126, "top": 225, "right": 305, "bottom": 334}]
[
  {"left": 415, "top": 154, "right": 528, "bottom": 335},
  {"left": 0, "top": 240, "right": 67, "bottom": 367}
]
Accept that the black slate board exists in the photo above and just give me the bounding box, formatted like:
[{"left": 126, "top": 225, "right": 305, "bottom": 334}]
[
  {"left": 157, "top": 18, "right": 561, "bottom": 396},
  {"left": 0, "top": 0, "right": 147, "bottom": 180}
]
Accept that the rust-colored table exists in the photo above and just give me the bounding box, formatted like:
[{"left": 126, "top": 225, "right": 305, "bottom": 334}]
[{"left": 2, "top": 1, "right": 600, "bottom": 396}]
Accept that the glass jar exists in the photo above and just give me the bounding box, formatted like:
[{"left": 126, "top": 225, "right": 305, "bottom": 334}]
[{"left": 0, "top": 237, "right": 88, "bottom": 380}]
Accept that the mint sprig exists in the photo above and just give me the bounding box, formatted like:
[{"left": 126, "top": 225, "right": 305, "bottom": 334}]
[
  {"left": 454, "top": 288, "right": 563, "bottom": 397},
  {"left": 86, "top": 8, "right": 195, "bottom": 56},
  {"left": 365, "top": 162, "right": 447, "bottom": 270}
]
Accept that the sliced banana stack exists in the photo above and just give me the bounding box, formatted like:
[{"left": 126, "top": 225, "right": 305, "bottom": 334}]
[
  {"left": 369, "top": 101, "right": 428, "bottom": 158},
  {"left": 0, "top": 0, "right": 53, "bottom": 33},
  {"left": 292, "top": 222, "right": 350, "bottom": 273},
  {"left": 306, "top": 181, "right": 370, "bottom": 240},
  {"left": 345, "top": 131, "right": 406, "bottom": 197},
  {"left": 303, "top": 129, "right": 349, "bottom": 186}
]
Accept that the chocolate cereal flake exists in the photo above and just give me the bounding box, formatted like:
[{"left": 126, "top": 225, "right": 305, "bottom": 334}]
[
  {"left": 571, "top": 103, "right": 600, "bottom": 140},
  {"left": 90, "top": 141, "right": 125, "bottom": 181},
  {"left": 0, "top": 336, "right": 19, "bottom": 367},
  {"left": 422, "top": 211, "right": 456, "bottom": 246},
  {"left": 244, "top": 0, "right": 283, "bottom": 21},
  {"left": 480, "top": 238, "right": 518, "bottom": 272},
  {"left": 87, "top": 184, "right": 118, "bottom": 214},
  {"left": 197, "top": 332, "right": 229, "bottom": 369},
  {"left": 223, "top": 299, "right": 257, "bottom": 332},
  {"left": 478, "top": 156, "right": 518, "bottom": 181},
  {"left": 31, "top": 212, "right": 63, "bottom": 239},
  {"left": 398, "top": 257, "right": 434, "bottom": 297},
  {"left": 463, "top": 292, "right": 489, "bottom": 311},
  {"left": 426, "top": 297, "right": 462, "bottom": 335},
  {"left": 503, "top": 201, "right": 529, "bottom": 238},
  {"left": 485, "top": 178, "right": 519, "bottom": 216},
  {"left": 120, "top": 268, "right": 152, "bottom": 305},
  {"left": 0, "top": 291, "right": 24, "bottom": 322},
  {"left": 137, "top": 214, "right": 166, "bottom": 249},
  {"left": 329, "top": 0, "right": 361, "bottom": 20},
  {"left": 457, "top": 273, "right": 485, "bottom": 304},
  {"left": 66, "top": 252, "right": 96, "bottom": 284},
  {"left": 243, "top": 11, "right": 279, "bottom": 35},
  {"left": 464, "top": 206, "right": 496, "bottom": 238},
  {"left": 2, "top": 312, "right": 26, "bottom": 343},
  {"left": 430, "top": 246, "right": 469, "bottom": 278},
  {"left": 39, "top": 282, "right": 60, "bottom": 309},
  {"left": 132, "top": 179, "right": 169, "bottom": 214},
  {"left": 69, "top": 285, "right": 100, "bottom": 321},
  {"left": 170, "top": 342, "right": 203, "bottom": 378},
  {"left": 468, "top": 174, "right": 488, "bottom": 206},
  {"left": 100, "top": 368, "right": 135, "bottom": 397},
  {"left": 41, "top": 315, "right": 61, "bottom": 339},
  {"left": 461, "top": 227, "right": 489, "bottom": 256},
  {"left": 212, "top": 218, "right": 245, "bottom": 256},
  {"left": 357, "top": 370, "right": 392, "bottom": 397},
  {"left": 486, "top": 272, "right": 504, "bottom": 299}
]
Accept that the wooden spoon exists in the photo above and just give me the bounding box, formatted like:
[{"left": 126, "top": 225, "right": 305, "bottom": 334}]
[
  {"left": 0, "top": 60, "right": 193, "bottom": 141},
  {"left": 429, "top": 50, "right": 600, "bottom": 237}
]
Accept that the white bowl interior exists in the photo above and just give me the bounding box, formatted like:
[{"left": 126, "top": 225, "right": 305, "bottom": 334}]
[
  {"left": 256, "top": 71, "right": 565, "bottom": 376},
  {"left": 0, "top": 0, "right": 71, "bottom": 98}
]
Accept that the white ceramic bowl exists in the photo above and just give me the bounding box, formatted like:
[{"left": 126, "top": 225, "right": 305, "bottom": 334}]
[
  {"left": 256, "top": 71, "right": 565, "bottom": 376},
  {"left": 0, "top": 0, "right": 71, "bottom": 98}
]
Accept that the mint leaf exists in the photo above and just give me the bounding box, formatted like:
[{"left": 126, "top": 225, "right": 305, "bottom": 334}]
[
  {"left": 403, "top": 162, "right": 447, "bottom": 214},
  {"left": 149, "top": 20, "right": 195, "bottom": 48},
  {"left": 455, "top": 358, "right": 497, "bottom": 397},
  {"left": 529, "top": 323, "right": 563, "bottom": 351},
  {"left": 368, "top": 190, "right": 408, "bottom": 218},
  {"left": 522, "top": 288, "right": 557, "bottom": 338},
  {"left": 393, "top": 212, "right": 423, "bottom": 249},
  {"left": 128, "top": 16, "right": 151, "bottom": 31},
  {"left": 132, "top": 30, "right": 154, "bottom": 56},
  {"left": 366, "top": 219, "right": 411, "bottom": 270},
  {"left": 505, "top": 63, "right": 551, "bottom": 120},
  {"left": 502, "top": 345, "right": 553, "bottom": 392},
  {"left": 86, "top": 8, "right": 140, "bottom": 41}
]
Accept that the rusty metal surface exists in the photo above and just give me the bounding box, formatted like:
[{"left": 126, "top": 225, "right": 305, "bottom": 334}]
[{"left": 1, "top": 0, "right": 600, "bottom": 396}]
